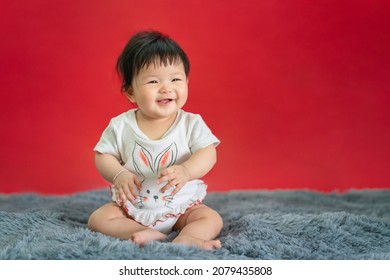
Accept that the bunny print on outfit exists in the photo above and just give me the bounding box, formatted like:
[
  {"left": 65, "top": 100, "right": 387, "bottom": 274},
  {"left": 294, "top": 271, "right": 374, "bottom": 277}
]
[
  {"left": 117, "top": 141, "right": 206, "bottom": 234},
  {"left": 94, "top": 109, "right": 220, "bottom": 234}
]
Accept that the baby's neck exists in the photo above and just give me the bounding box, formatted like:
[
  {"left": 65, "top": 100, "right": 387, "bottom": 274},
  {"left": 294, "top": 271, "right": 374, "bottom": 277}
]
[{"left": 135, "top": 111, "right": 178, "bottom": 140}]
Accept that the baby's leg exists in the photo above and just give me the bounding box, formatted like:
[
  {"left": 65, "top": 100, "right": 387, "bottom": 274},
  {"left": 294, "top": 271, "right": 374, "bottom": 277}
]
[
  {"left": 88, "top": 202, "right": 166, "bottom": 245},
  {"left": 173, "top": 204, "right": 223, "bottom": 250},
  {"left": 130, "top": 228, "right": 166, "bottom": 246}
]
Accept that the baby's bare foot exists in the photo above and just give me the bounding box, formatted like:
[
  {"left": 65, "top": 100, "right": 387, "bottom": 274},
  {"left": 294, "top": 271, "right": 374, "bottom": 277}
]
[
  {"left": 130, "top": 229, "right": 167, "bottom": 246},
  {"left": 173, "top": 235, "right": 222, "bottom": 250}
]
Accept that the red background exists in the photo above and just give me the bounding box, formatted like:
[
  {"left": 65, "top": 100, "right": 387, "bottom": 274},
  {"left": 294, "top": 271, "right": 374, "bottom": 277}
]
[{"left": 1, "top": 0, "right": 389, "bottom": 194}]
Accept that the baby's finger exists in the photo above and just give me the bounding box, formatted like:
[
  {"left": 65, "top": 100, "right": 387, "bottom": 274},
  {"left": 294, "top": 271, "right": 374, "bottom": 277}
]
[
  {"left": 122, "top": 186, "right": 135, "bottom": 203},
  {"left": 156, "top": 174, "right": 172, "bottom": 185},
  {"left": 160, "top": 167, "right": 174, "bottom": 176},
  {"left": 158, "top": 168, "right": 175, "bottom": 180},
  {"left": 130, "top": 185, "right": 139, "bottom": 201},
  {"left": 171, "top": 183, "right": 184, "bottom": 196},
  {"left": 134, "top": 177, "right": 142, "bottom": 191},
  {"left": 160, "top": 179, "right": 178, "bottom": 193},
  {"left": 115, "top": 192, "right": 122, "bottom": 206},
  {"left": 116, "top": 188, "right": 127, "bottom": 205}
]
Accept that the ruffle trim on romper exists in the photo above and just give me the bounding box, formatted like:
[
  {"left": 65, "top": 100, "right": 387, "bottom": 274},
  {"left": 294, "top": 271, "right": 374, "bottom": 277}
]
[{"left": 110, "top": 180, "right": 207, "bottom": 227}]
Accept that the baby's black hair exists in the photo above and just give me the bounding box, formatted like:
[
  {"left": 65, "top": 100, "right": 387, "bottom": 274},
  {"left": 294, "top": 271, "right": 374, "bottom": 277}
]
[{"left": 116, "top": 30, "right": 190, "bottom": 92}]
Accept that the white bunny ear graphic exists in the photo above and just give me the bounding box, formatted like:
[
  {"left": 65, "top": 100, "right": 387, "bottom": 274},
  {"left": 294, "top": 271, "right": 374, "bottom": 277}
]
[
  {"left": 132, "top": 142, "right": 154, "bottom": 179},
  {"left": 155, "top": 142, "right": 178, "bottom": 174}
]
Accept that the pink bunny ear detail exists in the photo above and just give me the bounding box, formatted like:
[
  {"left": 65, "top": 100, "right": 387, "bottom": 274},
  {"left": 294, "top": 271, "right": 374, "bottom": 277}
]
[
  {"left": 132, "top": 142, "right": 178, "bottom": 177},
  {"left": 156, "top": 142, "right": 178, "bottom": 172},
  {"left": 160, "top": 150, "right": 170, "bottom": 169},
  {"left": 139, "top": 149, "right": 149, "bottom": 168},
  {"left": 132, "top": 142, "right": 154, "bottom": 178}
]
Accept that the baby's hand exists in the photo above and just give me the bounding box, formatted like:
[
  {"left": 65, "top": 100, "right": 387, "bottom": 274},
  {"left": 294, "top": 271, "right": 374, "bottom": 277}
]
[
  {"left": 157, "top": 165, "right": 191, "bottom": 196},
  {"left": 113, "top": 170, "right": 142, "bottom": 205}
]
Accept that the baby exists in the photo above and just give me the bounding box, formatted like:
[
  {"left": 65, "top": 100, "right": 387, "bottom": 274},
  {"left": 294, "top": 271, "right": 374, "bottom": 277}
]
[{"left": 88, "top": 31, "right": 223, "bottom": 250}]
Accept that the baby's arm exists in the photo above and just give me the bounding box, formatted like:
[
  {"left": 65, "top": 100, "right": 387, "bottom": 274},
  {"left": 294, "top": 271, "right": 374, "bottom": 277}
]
[
  {"left": 158, "top": 144, "right": 217, "bottom": 195},
  {"left": 95, "top": 152, "right": 141, "bottom": 204}
]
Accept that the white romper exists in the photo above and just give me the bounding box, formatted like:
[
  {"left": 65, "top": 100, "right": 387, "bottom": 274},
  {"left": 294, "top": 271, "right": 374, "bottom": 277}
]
[{"left": 94, "top": 109, "right": 220, "bottom": 234}]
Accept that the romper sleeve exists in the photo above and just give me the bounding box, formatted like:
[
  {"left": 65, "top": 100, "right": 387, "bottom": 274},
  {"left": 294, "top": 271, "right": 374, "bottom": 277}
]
[
  {"left": 187, "top": 114, "right": 220, "bottom": 154},
  {"left": 93, "top": 119, "right": 121, "bottom": 161}
]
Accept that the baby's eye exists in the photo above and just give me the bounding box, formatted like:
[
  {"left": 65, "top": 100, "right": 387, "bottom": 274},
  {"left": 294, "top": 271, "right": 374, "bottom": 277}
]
[
  {"left": 148, "top": 80, "right": 158, "bottom": 84},
  {"left": 172, "top": 78, "right": 182, "bottom": 82}
]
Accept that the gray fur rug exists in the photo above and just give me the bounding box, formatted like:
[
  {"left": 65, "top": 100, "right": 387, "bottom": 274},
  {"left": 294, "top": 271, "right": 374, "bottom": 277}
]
[{"left": 0, "top": 189, "right": 389, "bottom": 259}]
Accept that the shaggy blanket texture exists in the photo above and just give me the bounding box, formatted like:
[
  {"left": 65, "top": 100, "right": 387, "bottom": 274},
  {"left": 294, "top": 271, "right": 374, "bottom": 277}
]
[{"left": 0, "top": 189, "right": 389, "bottom": 260}]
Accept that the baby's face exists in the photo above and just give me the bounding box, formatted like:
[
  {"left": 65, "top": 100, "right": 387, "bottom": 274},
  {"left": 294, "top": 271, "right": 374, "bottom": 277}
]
[{"left": 128, "top": 61, "right": 188, "bottom": 121}]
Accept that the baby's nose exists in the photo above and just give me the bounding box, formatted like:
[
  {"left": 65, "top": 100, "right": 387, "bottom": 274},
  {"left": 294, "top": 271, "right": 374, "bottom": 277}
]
[{"left": 159, "top": 84, "right": 171, "bottom": 93}]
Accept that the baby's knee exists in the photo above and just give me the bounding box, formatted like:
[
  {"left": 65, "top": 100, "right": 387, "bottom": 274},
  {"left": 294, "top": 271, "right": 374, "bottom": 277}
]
[
  {"left": 87, "top": 202, "right": 126, "bottom": 232},
  {"left": 201, "top": 207, "right": 223, "bottom": 231},
  {"left": 87, "top": 206, "right": 108, "bottom": 231},
  {"left": 210, "top": 210, "right": 223, "bottom": 230},
  {"left": 87, "top": 210, "right": 100, "bottom": 232}
]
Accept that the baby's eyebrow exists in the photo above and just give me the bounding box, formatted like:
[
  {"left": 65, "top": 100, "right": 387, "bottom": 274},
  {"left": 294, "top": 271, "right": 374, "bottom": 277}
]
[{"left": 140, "top": 75, "right": 159, "bottom": 80}]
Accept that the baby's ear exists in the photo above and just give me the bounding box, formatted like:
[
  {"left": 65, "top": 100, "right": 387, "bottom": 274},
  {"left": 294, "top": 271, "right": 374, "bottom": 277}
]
[{"left": 125, "top": 88, "right": 136, "bottom": 103}]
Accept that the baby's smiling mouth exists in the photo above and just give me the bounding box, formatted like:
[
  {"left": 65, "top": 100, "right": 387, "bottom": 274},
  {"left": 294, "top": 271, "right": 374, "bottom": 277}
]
[{"left": 157, "top": 98, "right": 173, "bottom": 104}]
